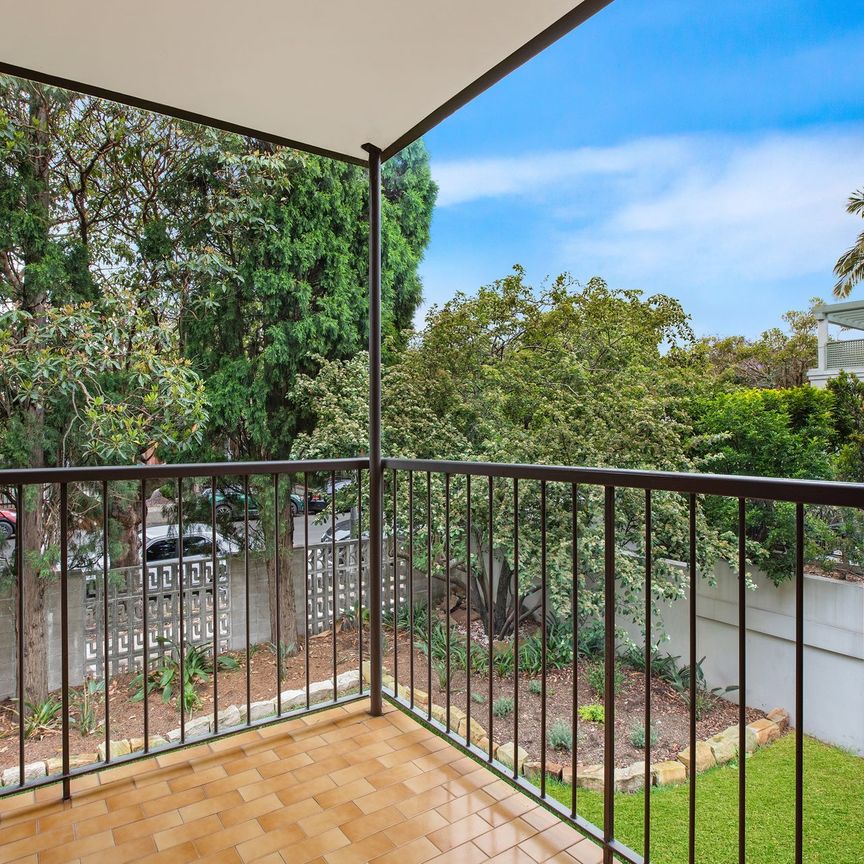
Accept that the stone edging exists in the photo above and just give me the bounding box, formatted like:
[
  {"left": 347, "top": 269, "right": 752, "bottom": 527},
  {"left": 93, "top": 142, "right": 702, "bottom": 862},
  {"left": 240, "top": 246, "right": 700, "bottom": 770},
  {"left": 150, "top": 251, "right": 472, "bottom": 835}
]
[
  {"left": 0, "top": 669, "right": 362, "bottom": 787},
  {"left": 364, "top": 663, "right": 789, "bottom": 795}
]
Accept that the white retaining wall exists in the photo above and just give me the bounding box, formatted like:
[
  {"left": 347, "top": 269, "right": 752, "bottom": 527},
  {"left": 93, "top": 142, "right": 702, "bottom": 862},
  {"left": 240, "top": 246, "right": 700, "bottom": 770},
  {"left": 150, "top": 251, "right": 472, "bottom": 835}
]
[{"left": 621, "top": 561, "right": 864, "bottom": 755}]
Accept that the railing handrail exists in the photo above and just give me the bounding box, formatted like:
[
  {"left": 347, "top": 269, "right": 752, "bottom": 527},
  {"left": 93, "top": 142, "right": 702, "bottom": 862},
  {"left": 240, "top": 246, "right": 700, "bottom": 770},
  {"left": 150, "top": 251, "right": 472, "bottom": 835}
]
[
  {"left": 0, "top": 456, "right": 368, "bottom": 485},
  {"left": 383, "top": 457, "right": 864, "bottom": 508}
]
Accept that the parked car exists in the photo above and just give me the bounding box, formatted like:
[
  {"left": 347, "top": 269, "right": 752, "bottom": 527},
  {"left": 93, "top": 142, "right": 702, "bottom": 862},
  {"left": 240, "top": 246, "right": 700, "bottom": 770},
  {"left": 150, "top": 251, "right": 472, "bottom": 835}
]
[
  {"left": 200, "top": 485, "right": 325, "bottom": 519},
  {"left": 143, "top": 523, "right": 239, "bottom": 564},
  {"left": 0, "top": 509, "right": 15, "bottom": 540}
]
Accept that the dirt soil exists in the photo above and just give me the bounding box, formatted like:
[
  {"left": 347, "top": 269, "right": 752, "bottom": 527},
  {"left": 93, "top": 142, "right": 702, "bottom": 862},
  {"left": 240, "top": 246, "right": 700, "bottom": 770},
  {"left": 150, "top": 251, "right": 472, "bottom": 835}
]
[
  {"left": 2, "top": 614, "right": 764, "bottom": 776},
  {"left": 381, "top": 620, "right": 764, "bottom": 770},
  {"left": 0, "top": 627, "right": 365, "bottom": 773}
]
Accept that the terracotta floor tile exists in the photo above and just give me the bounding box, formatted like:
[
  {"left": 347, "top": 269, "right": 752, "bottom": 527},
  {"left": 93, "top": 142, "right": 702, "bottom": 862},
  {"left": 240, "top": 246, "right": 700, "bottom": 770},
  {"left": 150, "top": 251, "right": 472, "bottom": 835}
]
[
  {"left": 472, "top": 817, "right": 538, "bottom": 859},
  {"left": 427, "top": 813, "right": 492, "bottom": 853},
  {"left": 340, "top": 805, "right": 404, "bottom": 843},
  {"left": 435, "top": 789, "right": 497, "bottom": 822},
  {"left": 234, "top": 823, "right": 305, "bottom": 862},
  {"left": 218, "top": 792, "right": 283, "bottom": 828},
  {"left": 113, "top": 810, "right": 183, "bottom": 845},
  {"left": 396, "top": 786, "right": 453, "bottom": 820},
  {"left": 563, "top": 839, "right": 604, "bottom": 864},
  {"left": 353, "top": 781, "right": 411, "bottom": 815},
  {"left": 381, "top": 809, "right": 448, "bottom": 847},
  {"left": 2, "top": 701, "right": 595, "bottom": 864},
  {"left": 194, "top": 817, "right": 263, "bottom": 857},
  {"left": 323, "top": 831, "right": 394, "bottom": 864},
  {"left": 80, "top": 836, "right": 156, "bottom": 864},
  {"left": 314, "top": 776, "right": 376, "bottom": 810},
  {"left": 486, "top": 848, "right": 538, "bottom": 863},
  {"left": 426, "top": 840, "right": 489, "bottom": 864},
  {"left": 479, "top": 793, "right": 537, "bottom": 827},
  {"left": 38, "top": 829, "right": 114, "bottom": 864},
  {"left": 153, "top": 813, "right": 222, "bottom": 851},
  {"left": 276, "top": 826, "right": 350, "bottom": 863},
  {"left": 517, "top": 822, "right": 584, "bottom": 863},
  {"left": 370, "top": 835, "right": 440, "bottom": 864},
  {"left": 295, "top": 801, "right": 361, "bottom": 837}
]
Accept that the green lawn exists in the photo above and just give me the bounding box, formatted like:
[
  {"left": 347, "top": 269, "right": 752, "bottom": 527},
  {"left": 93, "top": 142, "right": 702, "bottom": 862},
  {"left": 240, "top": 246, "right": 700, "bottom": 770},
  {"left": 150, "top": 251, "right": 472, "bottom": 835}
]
[{"left": 546, "top": 734, "right": 863, "bottom": 864}]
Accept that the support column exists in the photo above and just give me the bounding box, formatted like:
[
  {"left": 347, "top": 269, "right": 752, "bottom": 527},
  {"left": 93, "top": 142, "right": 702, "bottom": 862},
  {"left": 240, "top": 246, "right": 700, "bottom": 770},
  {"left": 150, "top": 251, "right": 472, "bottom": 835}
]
[{"left": 363, "top": 143, "right": 383, "bottom": 716}]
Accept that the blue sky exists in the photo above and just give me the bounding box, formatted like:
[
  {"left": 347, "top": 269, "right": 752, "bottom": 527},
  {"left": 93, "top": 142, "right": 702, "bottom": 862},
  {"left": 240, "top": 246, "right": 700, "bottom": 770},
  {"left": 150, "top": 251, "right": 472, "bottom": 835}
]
[{"left": 417, "top": 0, "right": 864, "bottom": 339}]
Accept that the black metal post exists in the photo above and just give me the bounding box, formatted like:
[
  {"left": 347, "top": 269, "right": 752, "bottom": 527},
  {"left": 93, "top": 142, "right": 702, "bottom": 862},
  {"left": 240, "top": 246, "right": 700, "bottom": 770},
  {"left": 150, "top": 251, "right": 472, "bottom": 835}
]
[{"left": 364, "top": 143, "right": 383, "bottom": 716}]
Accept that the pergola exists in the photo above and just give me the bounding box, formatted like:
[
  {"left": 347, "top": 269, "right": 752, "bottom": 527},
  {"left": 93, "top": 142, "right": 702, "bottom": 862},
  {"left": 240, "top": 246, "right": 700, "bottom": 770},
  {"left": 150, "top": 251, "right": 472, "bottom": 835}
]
[{"left": 0, "top": 0, "right": 612, "bottom": 716}]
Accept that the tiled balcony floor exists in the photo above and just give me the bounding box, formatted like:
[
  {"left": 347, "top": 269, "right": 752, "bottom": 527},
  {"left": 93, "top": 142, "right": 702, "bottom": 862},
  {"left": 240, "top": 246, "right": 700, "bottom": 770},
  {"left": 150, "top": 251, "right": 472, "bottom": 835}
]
[{"left": 0, "top": 699, "right": 603, "bottom": 864}]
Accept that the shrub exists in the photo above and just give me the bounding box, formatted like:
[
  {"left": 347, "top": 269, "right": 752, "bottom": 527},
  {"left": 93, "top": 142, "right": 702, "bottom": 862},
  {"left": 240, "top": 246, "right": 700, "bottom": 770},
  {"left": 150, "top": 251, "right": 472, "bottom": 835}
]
[
  {"left": 493, "top": 643, "right": 515, "bottom": 677},
  {"left": 24, "top": 697, "right": 62, "bottom": 739},
  {"left": 578, "top": 703, "right": 605, "bottom": 724},
  {"left": 493, "top": 697, "right": 514, "bottom": 718},
  {"left": 629, "top": 721, "right": 658, "bottom": 749},
  {"left": 471, "top": 691, "right": 486, "bottom": 704},
  {"left": 528, "top": 679, "right": 542, "bottom": 695},
  {"left": 586, "top": 659, "right": 623, "bottom": 699},
  {"left": 549, "top": 718, "right": 573, "bottom": 752}
]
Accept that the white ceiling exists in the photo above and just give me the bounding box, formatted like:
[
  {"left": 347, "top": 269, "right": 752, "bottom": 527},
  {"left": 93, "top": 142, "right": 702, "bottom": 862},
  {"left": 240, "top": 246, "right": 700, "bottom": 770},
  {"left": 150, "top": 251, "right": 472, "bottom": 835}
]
[{"left": 0, "top": 0, "right": 600, "bottom": 163}]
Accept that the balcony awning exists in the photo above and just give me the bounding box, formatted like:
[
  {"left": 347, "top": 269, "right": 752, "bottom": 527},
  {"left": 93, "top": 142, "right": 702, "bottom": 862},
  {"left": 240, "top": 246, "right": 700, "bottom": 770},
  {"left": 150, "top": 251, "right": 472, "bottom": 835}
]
[
  {"left": 0, "top": 0, "right": 609, "bottom": 165},
  {"left": 814, "top": 299, "right": 864, "bottom": 331}
]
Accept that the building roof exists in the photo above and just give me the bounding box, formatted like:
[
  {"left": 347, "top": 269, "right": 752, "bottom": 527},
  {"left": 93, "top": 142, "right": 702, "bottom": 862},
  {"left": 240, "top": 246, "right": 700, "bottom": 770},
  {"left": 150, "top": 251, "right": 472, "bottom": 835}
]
[
  {"left": 814, "top": 299, "right": 864, "bottom": 331},
  {"left": 0, "top": 0, "right": 609, "bottom": 164}
]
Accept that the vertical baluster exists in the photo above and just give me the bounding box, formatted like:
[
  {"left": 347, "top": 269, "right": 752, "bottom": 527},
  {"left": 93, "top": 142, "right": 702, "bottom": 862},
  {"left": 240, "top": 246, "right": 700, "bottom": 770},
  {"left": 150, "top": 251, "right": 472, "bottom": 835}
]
[
  {"left": 445, "top": 473, "right": 451, "bottom": 732},
  {"left": 60, "top": 483, "right": 70, "bottom": 798},
  {"left": 305, "top": 472, "right": 311, "bottom": 710},
  {"left": 644, "top": 489, "right": 652, "bottom": 860},
  {"left": 141, "top": 480, "right": 149, "bottom": 755},
  {"left": 738, "top": 498, "right": 746, "bottom": 864},
  {"left": 540, "top": 480, "right": 547, "bottom": 798},
  {"left": 427, "top": 471, "right": 432, "bottom": 721},
  {"left": 795, "top": 502, "right": 804, "bottom": 864},
  {"left": 274, "top": 474, "right": 282, "bottom": 715},
  {"left": 244, "top": 475, "right": 251, "bottom": 725},
  {"left": 178, "top": 479, "right": 186, "bottom": 742},
  {"left": 211, "top": 476, "right": 219, "bottom": 733},
  {"left": 688, "top": 493, "right": 697, "bottom": 864},
  {"left": 571, "top": 484, "right": 578, "bottom": 819},
  {"left": 487, "top": 475, "right": 494, "bottom": 761},
  {"left": 101, "top": 483, "right": 111, "bottom": 762},
  {"left": 16, "top": 483, "right": 23, "bottom": 786},
  {"left": 331, "top": 471, "right": 338, "bottom": 702},
  {"left": 408, "top": 470, "right": 414, "bottom": 707},
  {"left": 603, "top": 486, "right": 616, "bottom": 864},
  {"left": 513, "top": 478, "right": 519, "bottom": 780},
  {"left": 392, "top": 469, "right": 398, "bottom": 693},
  {"left": 358, "top": 469, "right": 364, "bottom": 696},
  {"left": 466, "top": 474, "right": 472, "bottom": 745}
]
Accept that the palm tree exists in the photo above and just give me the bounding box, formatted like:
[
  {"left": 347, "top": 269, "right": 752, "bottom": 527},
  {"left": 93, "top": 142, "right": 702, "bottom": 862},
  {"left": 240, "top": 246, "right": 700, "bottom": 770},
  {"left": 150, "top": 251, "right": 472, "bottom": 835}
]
[{"left": 834, "top": 189, "right": 864, "bottom": 297}]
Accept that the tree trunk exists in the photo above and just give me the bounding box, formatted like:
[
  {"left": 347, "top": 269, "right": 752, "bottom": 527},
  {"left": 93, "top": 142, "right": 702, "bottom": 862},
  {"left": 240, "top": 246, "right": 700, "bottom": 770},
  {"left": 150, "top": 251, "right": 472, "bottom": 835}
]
[
  {"left": 110, "top": 484, "right": 142, "bottom": 568},
  {"left": 266, "top": 493, "right": 298, "bottom": 654},
  {"left": 16, "top": 86, "right": 52, "bottom": 706},
  {"left": 18, "top": 483, "right": 48, "bottom": 705}
]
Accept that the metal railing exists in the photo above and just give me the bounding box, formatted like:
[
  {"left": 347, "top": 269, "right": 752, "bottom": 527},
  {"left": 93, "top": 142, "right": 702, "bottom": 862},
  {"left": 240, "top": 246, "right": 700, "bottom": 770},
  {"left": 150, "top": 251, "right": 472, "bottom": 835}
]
[
  {"left": 826, "top": 337, "right": 864, "bottom": 369},
  {"left": 1, "top": 453, "right": 861, "bottom": 864},
  {"left": 0, "top": 457, "right": 368, "bottom": 800},
  {"left": 379, "top": 457, "right": 864, "bottom": 864}
]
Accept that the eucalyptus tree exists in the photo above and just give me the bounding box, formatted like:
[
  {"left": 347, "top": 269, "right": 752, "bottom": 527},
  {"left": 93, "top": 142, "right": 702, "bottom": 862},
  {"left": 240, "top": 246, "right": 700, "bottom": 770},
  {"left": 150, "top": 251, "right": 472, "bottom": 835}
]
[
  {"left": 0, "top": 79, "right": 207, "bottom": 701},
  {"left": 292, "top": 268, "right": 729, "bottom": 644}
]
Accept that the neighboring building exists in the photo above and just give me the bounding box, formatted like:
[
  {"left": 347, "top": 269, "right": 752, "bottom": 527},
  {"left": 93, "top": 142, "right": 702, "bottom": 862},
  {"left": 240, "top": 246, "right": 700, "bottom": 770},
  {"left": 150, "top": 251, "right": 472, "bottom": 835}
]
[{"left": 808, "top": 299, "right": 864, "bottom": 388}]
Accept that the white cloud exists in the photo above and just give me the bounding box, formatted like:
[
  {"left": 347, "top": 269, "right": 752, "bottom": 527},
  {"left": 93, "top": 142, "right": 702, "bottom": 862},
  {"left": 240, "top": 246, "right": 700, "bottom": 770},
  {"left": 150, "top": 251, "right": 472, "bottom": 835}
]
[{"left": 430, "top": 128, "right": 864, "bottom": 332}]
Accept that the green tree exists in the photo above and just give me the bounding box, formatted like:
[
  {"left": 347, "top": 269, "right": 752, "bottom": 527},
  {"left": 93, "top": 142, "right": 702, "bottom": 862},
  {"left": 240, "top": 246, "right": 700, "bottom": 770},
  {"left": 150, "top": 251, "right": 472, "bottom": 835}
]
[
  {"left": 293, "top": 268, "right": 728, "bottom": 642},
  {"left": 833, "top": 188, "right": 864, "bottom": 297},
  {"left": 181, "top": 139, "right": 436, "bottom": 650},
  {"left": 0, "top": 80, "right": 207, "bottom": 700},
  {"left": 697, "top": 304, "right": 818, "bottom": 389}
]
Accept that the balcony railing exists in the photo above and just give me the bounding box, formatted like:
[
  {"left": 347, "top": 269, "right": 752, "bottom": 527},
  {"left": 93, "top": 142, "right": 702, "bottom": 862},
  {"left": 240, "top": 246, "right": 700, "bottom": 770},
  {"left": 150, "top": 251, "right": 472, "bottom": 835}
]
[
  {"left": 1, "top": 455, "right": 861, "bottom": 864},
  {"left": 826, "top": 337, "right": 864, "bottom": 369}
]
